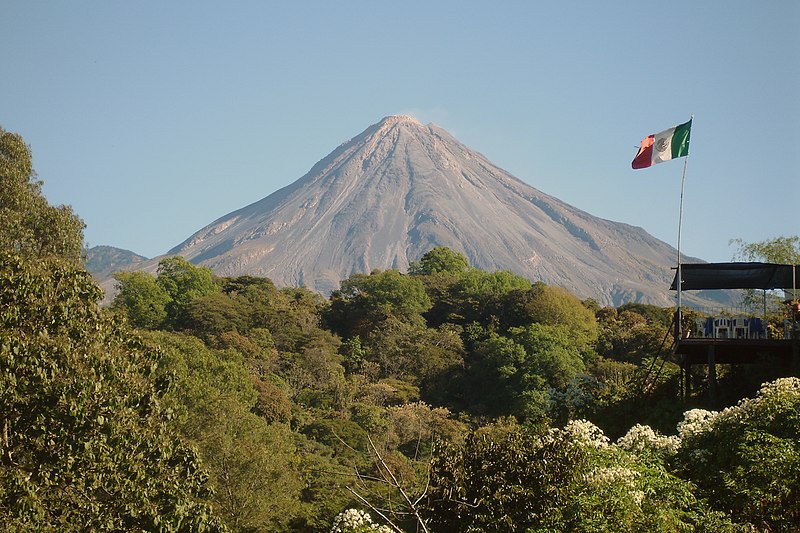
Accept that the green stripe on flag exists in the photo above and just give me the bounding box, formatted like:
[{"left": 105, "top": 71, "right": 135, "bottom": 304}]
[{"left": 671, "top": 119, "right": 691, "bottom": 158}]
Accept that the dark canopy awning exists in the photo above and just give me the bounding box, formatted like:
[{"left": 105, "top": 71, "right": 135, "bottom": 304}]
[{"left": 670, "top": 262, "right": 799, "bottom": 291}]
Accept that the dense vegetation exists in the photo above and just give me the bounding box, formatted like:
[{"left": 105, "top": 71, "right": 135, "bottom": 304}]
[
  {"left": 1, "top": 127, "right": 224, "bottom": 531},
  {"left": 3, "top": 125, "right": 798, "bottom": 531}
]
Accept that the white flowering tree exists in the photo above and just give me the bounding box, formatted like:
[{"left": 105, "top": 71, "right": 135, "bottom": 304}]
[
  {"left": 565, "top": 419, "right": 735, "bottom": 531},
  {"left": 675, "top": 377, "right": 800, "bottom": 530},
  {"left": 332, "top": 380, "right": 799, "bottom": 531},
  {"left": 616, "top": 423, "right": 680, "bottom": 458},
  {"left": 421, "top": 418, "right": 735, "bottom": 531}
]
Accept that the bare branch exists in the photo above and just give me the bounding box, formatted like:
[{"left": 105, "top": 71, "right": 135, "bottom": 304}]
[
  {"left": 346, "top": 486, "right": 405, "bottom": 533},
  {"left": 367, "top": 434, "right": 430, "bottom": 533}
]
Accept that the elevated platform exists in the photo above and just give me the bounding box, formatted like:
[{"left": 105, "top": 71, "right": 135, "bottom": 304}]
[
  {"left": 676, "top": 338, "right": 800, "bottom": 404},
  {"left": 669, "top": 261, "right": 800, "bottom": 403},
  {"left": 676, "top": 338, "right": 799, "bottom": 366}
]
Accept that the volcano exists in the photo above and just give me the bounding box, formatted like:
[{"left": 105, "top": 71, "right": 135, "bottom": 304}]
[{"left": 167, "top": 115, "right": 702, "bottom": 306}]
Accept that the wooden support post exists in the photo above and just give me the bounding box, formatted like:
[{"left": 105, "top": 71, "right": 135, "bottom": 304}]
[
  {"left": 685, "top": 363, "right": 691, "bottom": 398},
  {"left": 708, "top": 344, "right": 717, "bottom": 407}
]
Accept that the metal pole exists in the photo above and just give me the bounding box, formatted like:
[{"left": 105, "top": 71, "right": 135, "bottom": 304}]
[
  {"left": 794, "top": 265, "right": 797, "bottom": 338},
  {"left": 676, "top": 143, "right": 691, "bottom": 339}
]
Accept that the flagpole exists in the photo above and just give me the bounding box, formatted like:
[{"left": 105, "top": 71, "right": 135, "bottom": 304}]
[{"left": 676, "top": 114, "right": 693, "bottom": 339}]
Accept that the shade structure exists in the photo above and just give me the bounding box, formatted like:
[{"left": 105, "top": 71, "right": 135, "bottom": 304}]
[{"left": 670, "top": 262, "right": 799, "bottom": 291}]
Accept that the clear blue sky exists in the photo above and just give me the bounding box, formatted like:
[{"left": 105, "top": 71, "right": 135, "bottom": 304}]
[{"left": 3, "top": 1, "right": 798, "bottom": 263}]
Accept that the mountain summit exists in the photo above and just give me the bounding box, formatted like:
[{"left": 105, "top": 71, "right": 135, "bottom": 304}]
[{"left": 169, "top": 115, "right": 690, "bottom": 306}]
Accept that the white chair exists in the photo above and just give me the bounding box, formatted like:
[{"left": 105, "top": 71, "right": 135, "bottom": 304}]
[
  {"left": 732, "top": 316, "right": 748, "bottom": 339},
  {"left": 713, "top": 317, "right": 730, "bottom": 338},
  {"left": 694, "top": 317, "right": 707, "bottom": 338}
]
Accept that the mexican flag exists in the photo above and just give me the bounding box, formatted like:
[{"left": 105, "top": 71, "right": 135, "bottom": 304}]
[{"left": 631, "top": 119, "right": 692, "bottom": 169}]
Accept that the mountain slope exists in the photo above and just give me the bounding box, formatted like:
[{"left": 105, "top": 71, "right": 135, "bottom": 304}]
[
  {"left": 168, "top": 115, "right": 702, "bottom": 306},
  {"left": 85, "top": 245, "right": 148, "bottom": 279}
]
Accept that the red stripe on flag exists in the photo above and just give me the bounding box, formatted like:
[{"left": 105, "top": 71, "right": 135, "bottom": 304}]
[{"left": 631, "top": 135, "right": 654, "bottom": 169}]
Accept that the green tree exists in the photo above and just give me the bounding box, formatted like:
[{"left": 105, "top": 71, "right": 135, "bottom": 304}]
[
  {"left": 156, "top": 256, "right": 218, "bottom": 329},
  {"left": 436, "top": 269, "right": 534, "bottom": 328},
  {"left": 408, "top": 247, "right": 470, "bottom": 276},
  {"left": 147, "top": 332, "right": 257, "bottom": 422},
  {"left": 501, "top": 284, "right": 598, "bottom": 346},
  {"left": 0, "top": 254, "right": 223, "bottom": 531},
  {"left": 383, "top": 401, "right": 467, "bottom": 460},
  {"left": 465, "top": 321, "right": 594, "bottom": 420},
  {"left": 616, "top": 302, "right": 673, "bottom": 328},
  {"left": 146, "top": 330, "right": 305, "bottom": 531},
  {"left": 731, "top": 235, "right": 800, "bottom": 264},
  {"left": 273, "top": 286, "right": 331, "bottom": 351},
  {"left": 112, "top": 270, "right": 171, "bottom": 329},
  {"left": 423, "top": 419, "right": 587, "bottom": 531},
  {"left": 468, "top": 331, "right": 539, "bottom": 417},
  {"left": 252, "top": 376, "right": 293, "bottom": 425},
  {"left": 511, "top": 323, "right": 589, "bottom": 388},
  {"left": 195, "top": 400, "right": 301, "bottom": 532},
  {"left": 0, "top": 126, "right": 223, "bottom": 531},
  {"left": 596, "top": 307, "right": 669, "bottom": 365},
  {"left": 361, "top": 317, "right": 464, "bottom": 399},
  {"left": 325, "top": 270, "right": 431, "bottom": 338},
  {"left": 730, "top": 235, "right": 800, "bottom": 316},
  {"left": 184, "top": 291, "right": 252, "bottom": 340},
  {"left": 0, "top": 127, "right": 84, "bottom": 264}
]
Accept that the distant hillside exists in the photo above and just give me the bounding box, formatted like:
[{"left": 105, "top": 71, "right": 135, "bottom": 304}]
[{"left": 85, "top": 245, "right": 148, "bottom": 279}]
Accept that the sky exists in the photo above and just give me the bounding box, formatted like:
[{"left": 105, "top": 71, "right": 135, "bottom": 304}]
[{"left": 2, "top": 1, "right": 798, "bottom": 264}]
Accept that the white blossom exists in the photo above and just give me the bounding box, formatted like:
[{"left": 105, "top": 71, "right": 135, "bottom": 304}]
[
  {"left": 677, "top": 379, "right": 800, "bottom": 440},
  {"left": 587, "top": 465, "right": 640, "bottom": 487},
  {"left": 330, "top": 508, "right": 393, "bottom": 533},
  {"left": 704, "top": 377, "right": 800, "bottom": 428},
  {"left": 758, "top": 376, "right": 800, "bottom": 396},
  {"left": 616, "top": 423, "right": 680, "bottom": 455},
  {"left": 561, "top": 419, "right": 610, "bottom": 448},
  {"left": 677, "top": 408, "right": 719, "bottom": 440}
]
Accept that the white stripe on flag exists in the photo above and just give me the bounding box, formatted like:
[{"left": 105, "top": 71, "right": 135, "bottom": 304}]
[{"left": 652, "top": 125, "right": 677, "bottom": 165}]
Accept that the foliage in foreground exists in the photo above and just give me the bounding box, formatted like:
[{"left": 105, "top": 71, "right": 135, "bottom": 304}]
[
  {"left": 0, "top": 254, "right": 224, "bottom": 531},
  {"left": 0, "top": 128, "right": 85, "bottom": 265},
  {"left": 676, "top": 378, "right": 800, "bottom": 530},
  {"left": 422, "top": 418, "right": 738, "bottom": 532},
  {"left": 1, "top": 125, "right": 224, "bottom": 530}
]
